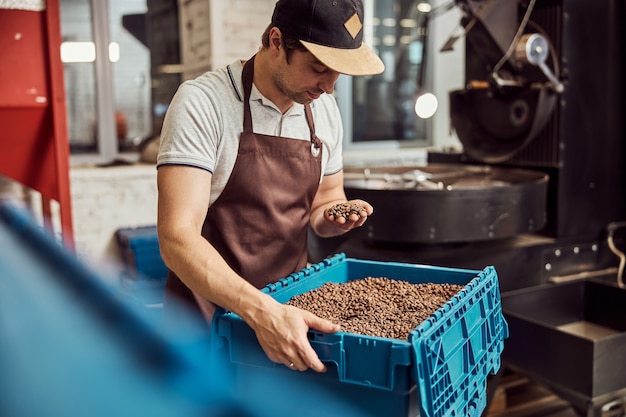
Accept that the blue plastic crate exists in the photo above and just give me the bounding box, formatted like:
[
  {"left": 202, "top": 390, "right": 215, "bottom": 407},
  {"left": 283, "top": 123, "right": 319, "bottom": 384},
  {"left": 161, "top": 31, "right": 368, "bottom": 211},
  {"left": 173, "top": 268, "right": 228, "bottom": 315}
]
[
  {"left": 116, "top": 226, "right": 168, "bottom": 281},
  {"left": 211, "top": 254, "right": 508, "bottom": 417}
]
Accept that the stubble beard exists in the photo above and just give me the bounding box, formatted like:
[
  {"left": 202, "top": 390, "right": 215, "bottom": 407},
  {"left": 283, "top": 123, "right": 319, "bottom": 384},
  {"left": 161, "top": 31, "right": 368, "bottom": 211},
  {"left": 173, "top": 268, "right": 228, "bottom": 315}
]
[{"left": 272, "top": 67, "right": 314, "bottom": 106}]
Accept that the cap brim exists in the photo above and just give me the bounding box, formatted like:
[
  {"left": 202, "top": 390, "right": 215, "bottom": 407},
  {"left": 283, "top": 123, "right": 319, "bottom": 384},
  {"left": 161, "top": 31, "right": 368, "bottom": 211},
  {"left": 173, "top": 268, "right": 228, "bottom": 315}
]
[{"left": 300, "top": 40, "right": 385, "bottom": 76}]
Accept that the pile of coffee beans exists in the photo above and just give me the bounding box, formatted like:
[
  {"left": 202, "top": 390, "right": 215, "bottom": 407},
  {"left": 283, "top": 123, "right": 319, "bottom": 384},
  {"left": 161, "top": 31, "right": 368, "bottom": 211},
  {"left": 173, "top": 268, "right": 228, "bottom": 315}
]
[
  {"left": 286, "top": 277, "right": 463, "bottom": 340},
  {"left": 327, "top": 202, "right": 366, "bottom": 219}
]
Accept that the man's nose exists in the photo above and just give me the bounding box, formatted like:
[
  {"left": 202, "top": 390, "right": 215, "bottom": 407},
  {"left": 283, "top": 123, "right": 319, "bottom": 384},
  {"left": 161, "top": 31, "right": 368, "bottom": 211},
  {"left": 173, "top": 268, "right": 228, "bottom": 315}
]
[{"left": 319, "top": 71, "right": 340, "bottom": 94}]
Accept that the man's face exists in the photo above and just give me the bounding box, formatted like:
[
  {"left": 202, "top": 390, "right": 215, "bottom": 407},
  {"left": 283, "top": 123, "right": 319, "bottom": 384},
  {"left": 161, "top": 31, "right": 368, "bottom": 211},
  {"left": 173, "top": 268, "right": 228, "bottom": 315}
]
[{"left": 272, "top": 49, "right": 341, "bottom": 105}]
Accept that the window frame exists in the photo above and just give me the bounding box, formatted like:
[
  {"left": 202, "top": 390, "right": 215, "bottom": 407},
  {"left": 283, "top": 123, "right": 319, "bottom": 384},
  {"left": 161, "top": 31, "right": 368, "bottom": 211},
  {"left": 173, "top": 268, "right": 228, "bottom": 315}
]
[
  {"left": 68, "top": 0, "right": 139, "bottom": 166},
  {"left": 337, "top": 0, "right": 436, "bottom": 155}
]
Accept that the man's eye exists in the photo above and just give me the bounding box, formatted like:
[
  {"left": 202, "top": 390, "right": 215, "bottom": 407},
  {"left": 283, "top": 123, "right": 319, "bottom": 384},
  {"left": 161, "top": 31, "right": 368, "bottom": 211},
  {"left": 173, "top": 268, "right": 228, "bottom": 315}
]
[{"left": 313, "top": 66, "right": 327, "bottom": 74}]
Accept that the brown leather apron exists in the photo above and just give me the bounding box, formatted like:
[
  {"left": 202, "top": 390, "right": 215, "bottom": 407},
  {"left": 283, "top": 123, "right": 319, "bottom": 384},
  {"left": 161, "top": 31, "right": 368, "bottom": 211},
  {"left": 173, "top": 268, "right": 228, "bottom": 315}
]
[{"left": 164, "top": 55, "right": 323, "bottom": 320}]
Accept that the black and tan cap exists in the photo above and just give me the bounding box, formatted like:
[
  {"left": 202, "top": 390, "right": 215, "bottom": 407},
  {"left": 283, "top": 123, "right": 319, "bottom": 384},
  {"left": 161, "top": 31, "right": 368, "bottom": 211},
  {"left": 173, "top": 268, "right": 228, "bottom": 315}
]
[{"left": 271, "top": 0, "right": 385, "bottom": 76}]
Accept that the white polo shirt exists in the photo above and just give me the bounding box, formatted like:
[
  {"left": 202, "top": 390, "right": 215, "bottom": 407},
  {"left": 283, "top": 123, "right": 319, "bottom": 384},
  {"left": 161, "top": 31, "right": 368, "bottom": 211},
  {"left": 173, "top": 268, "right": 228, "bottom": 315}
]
[{"left": 157, "top": 59, "right": 344, "bottom": 206}]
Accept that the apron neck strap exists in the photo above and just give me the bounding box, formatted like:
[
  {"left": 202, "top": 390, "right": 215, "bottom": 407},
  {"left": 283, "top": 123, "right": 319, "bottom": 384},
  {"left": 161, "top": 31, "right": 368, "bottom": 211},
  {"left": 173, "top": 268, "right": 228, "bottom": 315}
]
[{"left": 242, "top": 56, "right": 255, "bottom": 134}]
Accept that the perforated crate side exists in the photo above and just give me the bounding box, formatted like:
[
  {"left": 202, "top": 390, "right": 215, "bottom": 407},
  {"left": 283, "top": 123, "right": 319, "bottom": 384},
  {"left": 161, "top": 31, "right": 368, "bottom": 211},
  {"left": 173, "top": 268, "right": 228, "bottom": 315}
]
[{"left": 411, "top": 266, "right": 508, "bottom": 417}]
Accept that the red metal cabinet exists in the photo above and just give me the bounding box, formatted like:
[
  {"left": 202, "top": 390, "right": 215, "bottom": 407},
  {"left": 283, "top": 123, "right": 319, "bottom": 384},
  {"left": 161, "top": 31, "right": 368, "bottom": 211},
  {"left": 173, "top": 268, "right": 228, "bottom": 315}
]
[{"left": 0, "top": 1, "right": 74, "bottom": 248}]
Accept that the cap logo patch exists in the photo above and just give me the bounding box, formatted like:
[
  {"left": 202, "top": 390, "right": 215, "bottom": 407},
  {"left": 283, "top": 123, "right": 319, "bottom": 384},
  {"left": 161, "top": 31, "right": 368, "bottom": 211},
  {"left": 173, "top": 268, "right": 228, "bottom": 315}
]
[{"left": 344, "top": 12, "right": 362, "bottom": 39}]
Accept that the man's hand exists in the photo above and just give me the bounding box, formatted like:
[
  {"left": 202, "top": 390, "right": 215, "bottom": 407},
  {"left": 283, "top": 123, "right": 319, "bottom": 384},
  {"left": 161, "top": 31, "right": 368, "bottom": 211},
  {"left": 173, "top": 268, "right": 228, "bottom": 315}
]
[
  {"left": 247, "top": 300, "right": 340, "bottom": 372},
  {"left": 325, "top": 199, "right": 373, "bottom": 231},
  {"left": 310, "top": 171, "right": 374, "bottom": 237}
]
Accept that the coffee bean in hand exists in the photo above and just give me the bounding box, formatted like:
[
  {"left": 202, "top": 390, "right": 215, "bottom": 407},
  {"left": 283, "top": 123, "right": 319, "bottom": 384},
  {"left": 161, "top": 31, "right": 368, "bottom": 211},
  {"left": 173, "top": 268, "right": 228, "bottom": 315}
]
[{"left": 327, "top": 202, "right": 366, "bottom": 220}]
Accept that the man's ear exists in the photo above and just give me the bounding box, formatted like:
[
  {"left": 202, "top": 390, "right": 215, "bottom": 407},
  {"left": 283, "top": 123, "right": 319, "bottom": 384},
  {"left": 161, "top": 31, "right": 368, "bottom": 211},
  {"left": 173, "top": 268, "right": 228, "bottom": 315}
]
[{"left": 269, "top": 27, "right": 283, "bottom": 52}]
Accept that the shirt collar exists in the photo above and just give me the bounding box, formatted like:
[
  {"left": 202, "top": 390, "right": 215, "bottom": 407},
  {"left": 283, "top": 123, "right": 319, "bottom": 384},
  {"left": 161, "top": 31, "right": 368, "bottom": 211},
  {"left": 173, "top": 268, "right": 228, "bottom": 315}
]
[{"left": 227, "top": 59, "right": 304, "bottom": 116}]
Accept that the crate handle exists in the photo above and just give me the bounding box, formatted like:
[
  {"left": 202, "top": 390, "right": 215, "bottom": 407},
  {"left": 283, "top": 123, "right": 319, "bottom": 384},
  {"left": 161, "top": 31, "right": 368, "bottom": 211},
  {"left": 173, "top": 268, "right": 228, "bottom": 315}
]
[{"left": 309, "top": 333, "right": 343, "bottom": 365}]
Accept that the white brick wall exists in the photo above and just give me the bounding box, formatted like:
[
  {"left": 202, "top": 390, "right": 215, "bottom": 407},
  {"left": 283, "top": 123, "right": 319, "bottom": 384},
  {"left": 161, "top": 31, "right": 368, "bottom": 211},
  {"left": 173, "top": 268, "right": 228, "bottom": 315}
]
[
  {"left": 216, "top": 0, "right": 275, "bottom": 66},
  {"left": 70, "top": 164, "right": 158, "bottom": 274},
  {"left": 0, "top": 166, "right": 157, "bottom": 283},
  {"left": 179, "top": 0, "right": 276, "bottom": 78}
]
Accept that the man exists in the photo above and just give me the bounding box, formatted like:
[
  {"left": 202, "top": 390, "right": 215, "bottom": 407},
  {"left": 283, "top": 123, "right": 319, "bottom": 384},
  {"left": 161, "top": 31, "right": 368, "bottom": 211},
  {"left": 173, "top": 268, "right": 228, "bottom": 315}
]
[{"left": 156, "top": 0, "right": 384, "bottom": 373}]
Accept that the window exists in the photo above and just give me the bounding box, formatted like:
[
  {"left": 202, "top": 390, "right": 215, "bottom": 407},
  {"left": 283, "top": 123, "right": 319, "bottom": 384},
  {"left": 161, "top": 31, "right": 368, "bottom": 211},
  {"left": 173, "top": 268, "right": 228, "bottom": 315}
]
[
  {"left": 337, "top": 0, "right": 434, "bottom": 152},
  {"left": 60, "top": 0, "right": 155, "bottom": 164}
]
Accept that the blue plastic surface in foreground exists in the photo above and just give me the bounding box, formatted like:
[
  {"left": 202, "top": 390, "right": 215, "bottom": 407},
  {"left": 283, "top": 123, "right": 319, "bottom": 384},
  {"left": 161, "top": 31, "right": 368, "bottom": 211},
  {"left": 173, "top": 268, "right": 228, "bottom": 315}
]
[{"left": 0, "top": 202, "right": 267, "bottom": 417}]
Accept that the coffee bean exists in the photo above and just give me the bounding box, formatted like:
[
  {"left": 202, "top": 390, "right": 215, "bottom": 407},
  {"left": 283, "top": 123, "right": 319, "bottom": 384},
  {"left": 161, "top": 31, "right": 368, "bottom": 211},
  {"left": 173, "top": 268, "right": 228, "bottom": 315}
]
[
  {"left": 327, "top": 202, "right": 366, "bottom": 219},
  {"left": 286, "top": 277, "right": 462, "bottom": 340}
]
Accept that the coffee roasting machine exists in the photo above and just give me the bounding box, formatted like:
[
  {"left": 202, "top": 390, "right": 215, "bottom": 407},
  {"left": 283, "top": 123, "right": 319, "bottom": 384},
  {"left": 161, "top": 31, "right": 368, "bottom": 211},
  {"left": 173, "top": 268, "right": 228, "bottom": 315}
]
[{"left": 310, "top": 0, "right": 626, "bottom": 415}]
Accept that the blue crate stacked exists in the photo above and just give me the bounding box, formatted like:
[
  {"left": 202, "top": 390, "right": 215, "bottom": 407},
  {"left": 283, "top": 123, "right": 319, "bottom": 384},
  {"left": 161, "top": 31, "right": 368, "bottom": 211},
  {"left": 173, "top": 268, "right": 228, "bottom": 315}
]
[{"left": 116, "top": 225, "right": 168, "bottom": 306}]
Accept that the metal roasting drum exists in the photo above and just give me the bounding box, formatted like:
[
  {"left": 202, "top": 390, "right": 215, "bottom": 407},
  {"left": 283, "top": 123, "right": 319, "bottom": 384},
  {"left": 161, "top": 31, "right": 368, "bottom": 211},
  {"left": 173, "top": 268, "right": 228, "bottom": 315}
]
[{"left": 343, "top": 164, "right": 548, "bottom": 244}]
